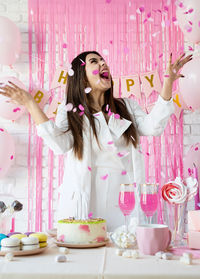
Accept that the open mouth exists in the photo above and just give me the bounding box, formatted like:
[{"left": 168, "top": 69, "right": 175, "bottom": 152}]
[{"left": 100, "top": 72, "right": 110, "bottom": 80}]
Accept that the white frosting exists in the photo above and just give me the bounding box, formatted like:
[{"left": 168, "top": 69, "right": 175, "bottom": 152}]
[
  {"left": 22, "top": 244, "right": 40, "bottom": 251},
  {"left": 57, "top": 219, "right": 107, "bottom": 244},
  {"left": 21, "top": 237, "right": 39, "bottom": 245},
  {"left": 1, "top": 237, "right": 20, "bottom": 247}
]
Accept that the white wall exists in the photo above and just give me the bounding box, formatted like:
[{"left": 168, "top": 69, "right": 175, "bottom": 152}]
[{"left": 0, "top": 0, "right": 199, "bottom": 232}]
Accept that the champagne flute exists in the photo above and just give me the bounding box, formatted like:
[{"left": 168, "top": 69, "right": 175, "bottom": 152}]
[
  {"left": 140, "top": 183, "right": 158, "bottom": 224},
  {"left": 118, "top": 184, "right": 135, "bottom": 233}
]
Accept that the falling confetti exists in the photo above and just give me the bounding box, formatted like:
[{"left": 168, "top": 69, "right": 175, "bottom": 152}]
[
  {"left": 79, "top": 111, "right": 84, "bottom": 116},
  {"left": 78, "top": 104, "right": 84, "bottom": 111},
  {"left": 62, "top": 43, "right": 67, "bottom": 48},
  {"left": 0, "top": 128, "right": 4, "bottom": 132},
  {"left": 79, "top": 58, "right": 86, "bottom": 66},
  {"left": 195, "top": 147, "right": 199, "bottom": 151},
  {"left": 101, "top": 174, "right": 108, "bottom": 180},
  {"left": 84, "top": 87, "right": 92, "bottom": 94},
  {"left": 13, "top": 108, "right": 21, "bottom": 113},
  {"left": 108, "top": 109, "right": 113, "bottom": 116},
  {"left": 102, "top": 49, "right": 109, "bottom": 56},
  {"left": 114, "top": 114, "right": 120, "bottom": 119},
  {"left": 10, "top": 155, "right": 14, "bottom": 160},
  {"left": 121, "top": 170, "right": 127, "bottom": 175},
  {"left": 164, "top": 75, "right": 170, "bottom": 78},
  {"left": 64, "top": 103, "right": 73, "bottom": 111},
  {"left": 88, "top": 166, "right": 92, "bottom": 171},
  {"left": 73, "top": 108, "right": 77, "bottom": 112},
  {"left": 68, "top": 69, "right": 74, "bottom": 76},
  {"left": 88, "top": 212, "right": 93, "bottom": 218},
  {"left": 106, "top": 104, "right": 109, "bottom": 111},
  {"left": 188, "top": 46, "right": 194, "bottom": 51},
  {"left": 107, "top": 141, "right": 114, "bottom": 145}
]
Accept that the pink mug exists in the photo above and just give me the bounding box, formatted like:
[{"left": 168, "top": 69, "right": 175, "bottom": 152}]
[{"left": 136, "top": 224, "right": 171, "bottom": 255}]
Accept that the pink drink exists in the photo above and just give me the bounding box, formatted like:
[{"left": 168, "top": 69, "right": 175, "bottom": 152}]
[
  {"left": 119, "top": 191, "right": 135, "bottom": 216},
  {"left": 140, "top": 193, "right": 158, "bottom": 217}
]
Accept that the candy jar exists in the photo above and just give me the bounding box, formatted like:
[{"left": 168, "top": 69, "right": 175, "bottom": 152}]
[{"left": 0, "top": 183, "right": 23, "bottom": 234}]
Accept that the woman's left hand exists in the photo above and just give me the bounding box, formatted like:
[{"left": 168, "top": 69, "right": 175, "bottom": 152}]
[{"left": 165, "top": 53, "right": 193, "bottom": 83}]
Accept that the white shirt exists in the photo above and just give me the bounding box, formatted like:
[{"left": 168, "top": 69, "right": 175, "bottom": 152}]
[{"left": 36, "top": 96, "right": 174, "bottom": 223}]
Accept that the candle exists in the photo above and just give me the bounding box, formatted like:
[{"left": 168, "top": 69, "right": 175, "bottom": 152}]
[{"left": 192, "top": 163, "right": 200, "bottom": 210}]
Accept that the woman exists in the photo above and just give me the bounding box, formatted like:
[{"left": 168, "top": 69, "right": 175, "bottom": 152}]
[{"left": 0, "top": 51, "right": 192, "bottom": 231}]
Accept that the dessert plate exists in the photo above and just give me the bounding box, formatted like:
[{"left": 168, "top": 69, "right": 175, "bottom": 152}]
[
  {"left": 0, "top": 246, "right": 48, "bottom": 256},
  {"left": 55, "top": 239, "right": 109, "bottom": 249},
  {"left": 47, "top": 228, "right": 57, "bottom": 237}
]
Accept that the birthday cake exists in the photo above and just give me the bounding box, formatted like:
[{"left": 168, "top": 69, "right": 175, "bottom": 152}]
[{"left": 57, "top": 218, "right": 107, "bottom": 244}]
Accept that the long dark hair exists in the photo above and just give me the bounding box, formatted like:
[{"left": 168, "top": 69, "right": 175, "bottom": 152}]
[{"left": 65, "top": 51, "right": 138, "bottom": 160}]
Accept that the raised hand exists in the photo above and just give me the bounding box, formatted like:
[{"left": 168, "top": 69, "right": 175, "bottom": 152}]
[
  {"left": 165, "top": 53, "right": 193, "bottom": 83},
  {"left": 0, "top": 81, "right": 33, "bottom": 106}
]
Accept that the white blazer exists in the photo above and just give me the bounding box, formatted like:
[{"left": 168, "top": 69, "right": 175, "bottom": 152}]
[{"left": 37, "top": 96, "right": 174, "bottom": 220}]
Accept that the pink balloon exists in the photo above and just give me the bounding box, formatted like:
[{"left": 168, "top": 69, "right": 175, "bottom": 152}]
[
  {"left": 0, "top": 127, "right": 15, "bottom": 179},
  {"left": 176, "top": 0, "right": 200, "bottom": 43},
  {"left": 0, "top": 77, "right": 27, "bottom": 121},
  {"left": 0, "top": 16, "right": 21, "bottom": 65},
  {"left": 183, "top": 143, "right": 200, "bottom": 180},
  {"left": 179, "top": 57, "right": 200, "bottom": 110}
]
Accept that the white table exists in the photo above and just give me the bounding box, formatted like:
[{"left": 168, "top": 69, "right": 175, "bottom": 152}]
[{"left": 0, "top": 242, "right": 200, "bottom": 279}]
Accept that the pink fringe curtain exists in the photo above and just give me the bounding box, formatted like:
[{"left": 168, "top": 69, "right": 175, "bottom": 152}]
[{"left": 28, "top": 0, "right": 184, "bottom": 230}]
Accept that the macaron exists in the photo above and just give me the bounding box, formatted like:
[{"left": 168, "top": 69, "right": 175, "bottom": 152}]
[
  {"left": 10, "top": 234, "right": 27, "bottom": 240},
  {"left": 7, "top": 232, "right": 21, "bottom": 237},
  {"left": 29, "top": 233, "right": 47, "bottom": 248},
  {"left": 1, "top": 237, "right": 20, "bottom": 251},
  {"left": 0, "top": 233, "right": 8, "bottom": 246},
  {"left": 21, "top": 237, "right": 40, "bottom": 251},
  {"left": 24, "top": 232, "right": 35, "bottom": 236}
]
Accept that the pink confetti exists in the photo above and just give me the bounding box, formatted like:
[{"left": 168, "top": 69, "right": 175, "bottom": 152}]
[
  {"left": 101, "top": 174, "right": 108, "bottom": 180},
  {"left": 143, "top": 18, "right": 148, "bottom": 24},
  {"left": 188, "top": 8, "right": 194, "bottom": 13},
  {"left": 88, "top": 212, "right": 93, "bottom": 219},
  {"left": 189, "top": 21, "right": 193, "bottom": 25},
  {"left": 147, "top": 12, "right": 151, "bottom": 18},
  {"left": 195, "top": 147, "right": 199, "bottom": 151},
  {"left": 78, "top": 104, "right": 84, "bottom": 111},
  {"left": 58, "top": 235, "right": 65, "bottom": 242},
  {"left": 179, "top": 2, "right": 184, "bottom": 8},
  {"left": 107, "top": 141, "right": 114, "bottom": 145},
  {"left": 188, "top": 46, "right": 194, "bottom": 51},
  {"left": 88, "top": 166, "right": 92, "bottom": 171},
  {"left": 62, "top": 43, "right": 67, "bottom": 48},
  {"left": 109, "top": 40, "right": 113, "bottom": 44},
  {"left": 10, "top": 155, "right": 14, "bottom": 160},
  {"left": 106, "top": 0, "right": 111, "bottom": 3},
  {"left": 139, "top": 6, "right": 145, "bottom": 13},
  {"left": 73, "top": 108, "right": 77, "bottom": 112},
  {"left": 146, "top": 152, "right": 150, "bottom": 156},
  {"left": 185, "top": 24, "right": 192, "bottom": 32},
  {"left": 121, "top": 170, "right": 127, "bottom": 175},
  {"left": 13, "top": 108, "right": 21, "bottom": 113},
  {"left": 117, "top": 152, "right": 124, "bottom": 157},
  {"left": 164, "top": 74, "right": 170, "bottom": 77},
  {"left": 79, "top": 111, "right": 84, "bottom": 116},
  {"left": 164, "top": 6, "right": 168, "bottom": 12},
  {"left": 108, "top": 109, "right": 113, "bottom": 116},
  {"left": 188, "top": 168, "right": 192, "bottom": 175},
  {"left": 92, "top": 69, "right": 99, "bottom": 75},
  {"left": 114, "top": 114, "right": 120, "bottom": 119},
  {"left": 172, "top": 16, "right": 177, "bottom": 22},
  {"left": 0, "top": 128, "right": 4, "bottom": 132},
  {"left": 159, "top": 53, "right": 163, "bottom": 58},
  {"left": 106, "top": 104, "right": 109, "bottom": 111}
]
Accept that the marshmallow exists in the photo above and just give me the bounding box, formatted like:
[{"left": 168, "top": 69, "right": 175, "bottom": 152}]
[
  {"left": 180, "top": 253, "right": 192, "bottom": 265},
  {"left": 155, "top": 251, "right": 164, "bottom": 259},
  {"left": 4, "top": 252, "right": 14, "bottom": 261},
  {"left": 115, "top": 249, "right": 124, "bottom": 256},
  {"left": 55, "top": 255, "right": 67, "bottom": 262},
  {"left": 131, "top": 250, "right": 139, "bottom": 259},
  {"left": 122, "top": 250, "right": 132, "bottom": 258},
  {"left": 59, "top": 247, "right": 70, "bottom": 254},
  {"left": 161, "top": 253, "right": 173, "bottom": 260}
]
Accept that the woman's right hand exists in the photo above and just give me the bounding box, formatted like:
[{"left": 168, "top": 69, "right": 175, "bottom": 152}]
[{"left": 0, "top": 81, "right": 34, "bottom": 106}]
